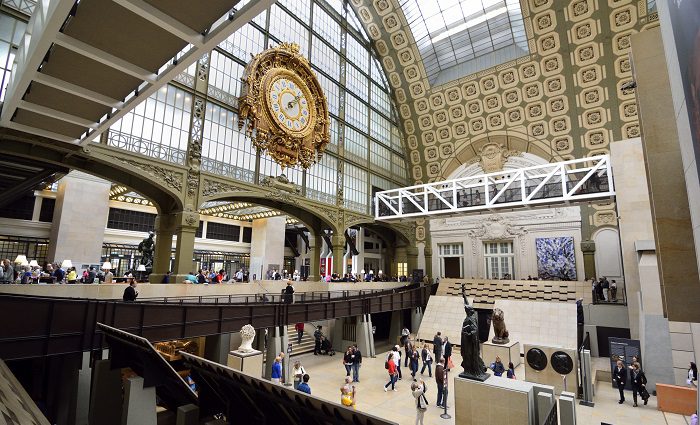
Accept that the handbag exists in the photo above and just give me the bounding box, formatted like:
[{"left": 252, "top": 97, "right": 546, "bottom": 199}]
[{"left": 640, "top": 387, "right": 650, "bottom": 401}]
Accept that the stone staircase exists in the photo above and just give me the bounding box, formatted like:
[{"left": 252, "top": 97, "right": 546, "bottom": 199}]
[{"left": 288, "top": 324, "right": 316, "bottom": 357}]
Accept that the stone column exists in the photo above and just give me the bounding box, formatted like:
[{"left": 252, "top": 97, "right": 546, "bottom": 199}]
[
  {"left": 122, "top": 377, "right": 156, "bottom": 425},
  {"left": 48, "top": 171, "right": 111, "bottom": 266},
  {"left": 89, "top": 360, "right": 122, "bottom": 425},
  {"left": 172, "top": 211, "right": 199, "bottom": 282},
  {"left": 384, "top": 243, "right": 395, "bottom": 277},
  {"left": 204, "top": 333, "right": 232, "bottom": 365},
  {"left": 151, "top": 213, "right": 176, "bottom": 283},
  {"left": 250, "top": 216, "right": 286, "bottom": 280},
  {"left": 407, "top": 246, "right": 419, "bottom": 278},
  {"left": 263, "top": 326, "right": 289, "bottom": 381},
  {"left": 331, "top": 233, "right": 345, "bottom": 276},
  {"left": 581, "top": 240, "right": 596, "bottom": 280},
  {"left": 424, "top": 247, "right": 433, "bottom": 280},
  {"left": 308, "top": 231, "right": 322, "bottom": 281}
]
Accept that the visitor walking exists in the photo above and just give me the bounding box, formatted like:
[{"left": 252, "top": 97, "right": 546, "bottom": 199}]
[
  {"left": 390, "top": 345, "right": 402, "bottom": 380},
  {"left": 122, "top": 281, "right": 138, "bottom": 302},
  {"left": 297, "top": 374, "right": 311, "bottom": 394},
  {"left": 610, "top": 280, "right": 618, "bottom": 301},
  {"left": 411, "top": 379, "right": 428, "bottom": 425},
  {"left": 351, "top": 345, "right": 362, "bottom": 383},
  {"left": 384, "top": 353, "right": 398, "bottom": 391},
  {"left": 420, "top": 344, "right": 433, "bottom": 377},
  {"left": 688, "top": 362, "right": 698, "bottom": 387},
  {"left": 409, "top": 346, "right": 419, "bottom": 379},
  {"left": 613, "top": 360, "right": 627, "bottom": 404},
  {"left": 283, "top": 280, "right": 295, "bottom": 304},
  {"left": 630, "top": 362, "right": 649, "bottom": 407},
  {"left": 602, "top": 278, "right": 610, "bottom": 301},
  {"left": 404, "top": 334, "right": 412, "bottom": 367},
  {"left": 435, "top": 358, "right": 446, "bottom": 408},
  {"left": 295, "top": 322, "right": 305, "bottom": 344}
]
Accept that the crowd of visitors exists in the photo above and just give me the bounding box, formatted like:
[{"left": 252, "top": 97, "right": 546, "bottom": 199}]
[
  {"left": 323, "top": 272, "right": 411, "bottom": 283},
  {"left": 591, "top": 276, "right": 618, "bottom": 302}
]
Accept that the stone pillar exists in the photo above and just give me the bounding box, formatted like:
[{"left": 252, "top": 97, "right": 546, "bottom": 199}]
[
  {"left": 384, "top": 243, "right": 396, "bottom": 277},
  {"left": 416, "top": 242, "right": 426, "bottom": 272},
  {"left": 89, "top": 360, "right": 122, "bottom": 425},
  {"left": 76, "top": 352, "right": 92, "bottom": 425},
  {"left": 176, "top": 405, "right": 199, "bottom": 425},
  {"left": 424, "top": 247, "right": 433, "bottom": 280},
  {"left": 151, "top": 213, "right": 176, "bottom": 283},
  {"left": 331, "top": 233, "right": 345, "bottom": 276},
  {"left": 559, "top": 392, "right": 577, "bottom": 425},
  {"left": 264, "top": 326, "right": 288, "bottom": 381},
  {"left": 121, "top": 377, "right": 156, "bottom": 425},
  {"left": 355, "top": 314, "right": 371, "bottom": 358},
  {"left": 48, "top": 171, "right": 111, "bottom": 266},
  {"left": 204, "top": 333, "right": 232, "bottom": 365},
  {"left": 250, "top": 216, "right": 286, "bottom": 280},
  {"left": 388, "top": 311, "right": 402, "bottom": 347},
  {"left": 172, "top": 211, "right": 199, "bottom": 282},
  {"left": 308, "top": 231, "right": 322, "bottom": 281},
  {"left": 407, "top": 246, "right": 419, "bottom": 277},
  {"left": 411, "top": 307, "right": 423, "bottom": 336},
  {"left": 580, "top": 240, "right": 596, "bottom": 280}
]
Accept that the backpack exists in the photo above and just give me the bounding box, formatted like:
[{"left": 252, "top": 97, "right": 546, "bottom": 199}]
[{"left": 385, "top": 361, "right": 390, "bottom": 370}]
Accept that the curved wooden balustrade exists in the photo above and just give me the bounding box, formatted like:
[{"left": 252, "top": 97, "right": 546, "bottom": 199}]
[{"left": 0, "top": 284, "right": 431, "bottom": 360}]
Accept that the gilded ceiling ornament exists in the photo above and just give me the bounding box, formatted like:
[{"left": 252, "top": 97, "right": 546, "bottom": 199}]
[{"left": 238, "top": 43, "right": 329, "bottom": 170}]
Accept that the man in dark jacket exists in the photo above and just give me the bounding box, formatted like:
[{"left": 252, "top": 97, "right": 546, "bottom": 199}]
[
  {"left": 435, "top": 359, "right": 446, "bottom": 408},
  {"left": 613, "top": 360, "right": 627, "bottom": 403},
  {"left": 433, "top": 332, "right": 443, "bottom": 362},
  {"left": 123, "top": 281, "right": 138, "bottom": 302},
  {"left": 283, "top": 281, "right": 295, "bottom": 304},
  {"left": 313, "top": 326, "right": 323, "bottom": 355},
  {"left": 351, "top": 344, "right": 362, "bottom": 382},
  {"left": 443, "top": 337, "right": 453, "bottom": 369}
]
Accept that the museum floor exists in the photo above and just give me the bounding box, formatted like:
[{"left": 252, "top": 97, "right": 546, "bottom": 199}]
[{"left": 289, "top": 346, "right": 693, "bottom": 425}]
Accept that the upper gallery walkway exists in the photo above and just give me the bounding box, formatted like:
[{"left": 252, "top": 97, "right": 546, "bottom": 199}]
[
  {"left": 375, "top": 155, "right": 614, "bottom": 220},
  {"left": 0, "top": 281, "right": 431, "bottom": 360}
]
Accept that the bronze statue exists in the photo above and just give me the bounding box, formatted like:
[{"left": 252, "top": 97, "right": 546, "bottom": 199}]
[
  {"left": 460, "top": 284, "right": 489, "bottom": 381},
  {"left": 138, "top": 231, "right": 155, "bottom": 269},
  {"left": 491, "top": 308, "right": 510, "bottom": 344}
]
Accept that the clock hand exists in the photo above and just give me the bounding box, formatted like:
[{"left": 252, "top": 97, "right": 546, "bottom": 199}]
[{"left": 286, "top": 94, "right": 302, "bottom": 109}]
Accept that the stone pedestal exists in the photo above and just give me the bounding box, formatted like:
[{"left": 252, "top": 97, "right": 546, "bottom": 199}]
[
  {"left": 523, "top": 344, "right": 577, "bottom": 395},
  {"left": 176, "top": 404, "right": 199, "bottom": 425},
  {"left": 482, "top": 340, "right": 521, "bottom": 368},
  {"left": 122, "top": 376, "right": 156, "bottom": 425},
  {"left": 227, "top": 350, "right": 263, "bottom": 377},
  {"left": 454, "top": 375, "right": 536, "bottom": 425},
  {"left": 558, "top": 391, "right": 577, "bottom": 425}
]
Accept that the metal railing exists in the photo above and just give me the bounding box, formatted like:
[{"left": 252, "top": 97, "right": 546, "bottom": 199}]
[{"left": 375, "top": 155, "right": 615, "bottom": 220}]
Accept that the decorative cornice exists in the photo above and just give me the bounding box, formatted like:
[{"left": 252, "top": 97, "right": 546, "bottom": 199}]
[{"left": 110, "top": 156, "right": 183, "bottom": 193}]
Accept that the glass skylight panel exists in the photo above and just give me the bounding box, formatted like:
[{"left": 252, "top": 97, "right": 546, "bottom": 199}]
[{"left": 399, "top": 0, "right": 529, "bottom": 85}]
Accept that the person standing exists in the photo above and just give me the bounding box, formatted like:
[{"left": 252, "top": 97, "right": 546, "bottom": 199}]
[
  {"left": 411, "top": 379, "right": 428, "bottom": 425},
  {"left": 435, "top": 358, "right": 446, "bottom": 408},
  {"left": 351, "top": 345, "right": 362, "bottom": 383},
  {"left": 292, "top": 361, "right": 306, "bottom": 390},
  {"left": 506, "top": 362, "right": 516, "bottom": 379},
  {"left": 313, "top": 326, "right": 323, "bottom": 355},
  {"left": 297, "top": 374, "right": 311, "bottom": 394},
  {"left": 688, "top": 362, "right": 698, "bottom": 387},
  {"left": 271, "top": 357, "right": 283, "bottom": 385},
  {"left": 490, "top": 356, "right": 505, "bottom": 377},
  {"left": 610, "top": 280, "right": 618, "bottom": 302},
  {"left": 433, "top": 332, "right": 443, "bottom": 362},
  {"left": 343, "top": 347, "right": 353, "bottom": 377},
  {"left": 420, "top": 344, "right": 433, "bottom": 377},
  {"left": 294, "top": 322, "right": 305, "bottom": 345},
  {"left": 404, "top": 337, "right": 413, "bottom": 368},
  {"left": 443, "top": 337, "right": 453, "bottom": 370},
  {"left": 410, "top": 346, "right": 420, "bottom": 379},
  {"left": 613, "top": 360, "right": 627, "bottom": 404},
  {"left": 340, "top": 376, "right": 356, "bottom": 408},
  {"left": 384, "top": 353, "right": 398, "bottom": 391},
  {"left": 630, "top": 362, "right": 648, "bottom": 406},
  {"left": 602, "top": 278, "right": 610, "bottom": 301},
  {"left": 122, "top": 281, "right": 138, "bottom": 302},
  {"left": 391, "top": 345, "right": 402, "bottom": 380},
  {"left": 283, "top": 281, "right": 295, "bottom": 304}
]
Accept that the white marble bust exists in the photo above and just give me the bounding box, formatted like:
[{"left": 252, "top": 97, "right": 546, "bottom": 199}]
[{"left": 237, "top": 324, "right": 256, "bottom": 353}]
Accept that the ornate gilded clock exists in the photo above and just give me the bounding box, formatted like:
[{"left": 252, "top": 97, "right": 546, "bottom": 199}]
[{"left": 238, "top": 43, "right": 330, "bottom": 169}]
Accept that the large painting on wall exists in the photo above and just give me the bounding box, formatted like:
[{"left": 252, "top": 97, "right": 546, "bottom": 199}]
[{"left": 536, "top": 237, "right": 577, "bottom": 280}]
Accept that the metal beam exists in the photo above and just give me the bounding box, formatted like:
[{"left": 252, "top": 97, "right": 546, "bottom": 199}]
[
  {"left": 0, "top": 169, "right": 58, "bottom": 208},
  {"left": 4, "top": 121, "right": 76, "bottom": 143},
  {"left": 33, "top": 73, "right": 124, "bottom": 109},
  {"left": 53, "top": 32, "right": 158, "bottom": 83},
  {"left": 78, "top": 0, "right": 277, "bottom": 146},
  {"left": 0, "top": 0, "right": 77, "bottom": 125},
  {"left": 111, "top": 0, "right": 205, "bottom": 47},
  {"left": 18, "top": 100, "right": 97, "bottom": 128}
]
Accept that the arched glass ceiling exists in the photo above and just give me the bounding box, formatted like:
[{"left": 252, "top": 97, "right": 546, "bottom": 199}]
[{"left": 400, "top": 0, "right": 528, "bottom": 86}]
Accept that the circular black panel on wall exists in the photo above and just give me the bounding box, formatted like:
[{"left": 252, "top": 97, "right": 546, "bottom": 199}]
[
  {"left": 551, "top": 351, "right": 574, "bottom": 375},
  {"left": 526, "top": 348, "right": 547, "bottom": 371}
]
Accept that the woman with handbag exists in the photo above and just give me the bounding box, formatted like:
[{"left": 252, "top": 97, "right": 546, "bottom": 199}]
[
  {"left": 630, "top": 362, "right": 649, "bottom": 407},
  {"left": 412, "top": 379, "right": 428, "bottom": 425}
]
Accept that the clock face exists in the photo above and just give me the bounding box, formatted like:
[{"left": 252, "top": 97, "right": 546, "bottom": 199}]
[{"left": 268, "top": 76, "right": 311, "bottom": 133}]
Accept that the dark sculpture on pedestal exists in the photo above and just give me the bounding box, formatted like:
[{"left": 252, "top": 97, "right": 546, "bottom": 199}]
[
  {"left": 138, "top": 231, "right": 155, "bottom": 270},
  {"left": 459, "top": 284, "right": 489, "bottom": 381},
  {"left": 491, "top": 308, "right": 510, "bottom": 344}
]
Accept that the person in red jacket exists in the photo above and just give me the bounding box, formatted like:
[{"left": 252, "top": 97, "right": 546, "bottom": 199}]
[
  {"left": 295, "top": 322, "right": 305, "bottom": 344},
  {"left": 384, "top": 352, "right": 398, "bottom": 391}
]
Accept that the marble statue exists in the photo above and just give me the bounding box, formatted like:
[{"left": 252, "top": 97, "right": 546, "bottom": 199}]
[
  {"left": 460, "top": 284, "right": 489, "bottom": 381},
  {"left": 138, "top": 231, "right": 155, "bottom": 269},
  {"left": 491, "top": 308, "right": 510, "bottom": 344},
  {"left": 237, "top": 324, "right": 256, "bottom": 353}
]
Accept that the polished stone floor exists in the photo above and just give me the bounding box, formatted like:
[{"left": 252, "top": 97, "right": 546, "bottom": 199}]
[{"left": 285, "top": 345, "right": 693, "bottom": 425}]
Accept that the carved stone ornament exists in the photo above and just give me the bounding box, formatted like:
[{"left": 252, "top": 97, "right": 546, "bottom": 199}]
[
  {"left": 260, "top": 174, "right": 301, "bottom": 194},
  {"left": 476, "top": 143, "right": 521, "bottom": 173},
  {"left": 237, "top": 324, "right": 256, "bottom": 353},
  {"left": 238, "top": 43, "right": 330, "bottom": 169},
  {"left": 202, "top": 179, "right": 247, "bottom": 197},
  {"left": 467, "top": 215, "right": 527, "bottom": 255},
  {"left": 115, "top": 157, "right": 183, "bottom": 192}
]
